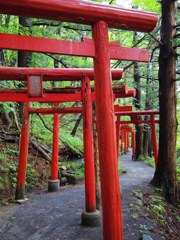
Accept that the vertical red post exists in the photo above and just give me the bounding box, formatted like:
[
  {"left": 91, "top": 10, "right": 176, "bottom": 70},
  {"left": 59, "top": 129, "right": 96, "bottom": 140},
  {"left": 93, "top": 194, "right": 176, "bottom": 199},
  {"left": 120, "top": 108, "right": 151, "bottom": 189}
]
[
  {"left": 116, "top": 116, "right": 121, "bottom": 158},
  {"left": 93, "top": 21, "right": 123, "bottom": 240},
  {"left": 132, "top": 131, "right": 136, "bottom": 159},
  {"left": 15, "top": 102, "right": 31, "bottom": 200},
  {"left": 81, "top": 76, "right": 100, "bottom": 227},
  {"left": 121, "top": 130, "right": 125, "bottom": 154},
  {"left": 48, "top": 102, "right": 60, "bottom": 192},
  {"left": 150, "top": 114, "right": 158, "bottom": 168}
]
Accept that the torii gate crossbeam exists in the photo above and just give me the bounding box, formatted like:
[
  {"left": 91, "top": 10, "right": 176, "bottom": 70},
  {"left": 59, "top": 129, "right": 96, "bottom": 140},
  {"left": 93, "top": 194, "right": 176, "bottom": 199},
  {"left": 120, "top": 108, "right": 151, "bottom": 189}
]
[
  {"left": 0, "top": 67, "right": 123, "bottom": 81},
  {"left": 0, "top": 0, "right": 158, "bottom": 32},
  {"left": 0, "top": 34, "right": 149, "bottom": 62}
]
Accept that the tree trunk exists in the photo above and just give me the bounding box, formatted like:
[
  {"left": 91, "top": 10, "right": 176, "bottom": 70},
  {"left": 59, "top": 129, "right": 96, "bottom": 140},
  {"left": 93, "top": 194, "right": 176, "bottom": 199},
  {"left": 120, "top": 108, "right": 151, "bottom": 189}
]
[
  {"left": 18, "top": 17, "right": 32, "bottom": 120},
  {"left": 134, "top": 60, "right": 143, "bottom": 160},
  {"left": 143, "top": 63, "right": 153, "bottom": 157},
  {"left": 151, "top": 0, "right": 179, "bottom": 204},
  {"left": 71, "top": 114, "right": 82, "bottom": 136}
]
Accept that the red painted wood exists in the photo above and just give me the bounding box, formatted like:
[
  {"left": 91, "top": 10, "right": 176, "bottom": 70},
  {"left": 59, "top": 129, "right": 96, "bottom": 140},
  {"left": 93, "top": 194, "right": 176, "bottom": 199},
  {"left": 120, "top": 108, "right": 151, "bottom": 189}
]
[
  {"left": 93, "top": 21, "right": 123, "bottom": 240},
  {"left": 114, "top": 105, "right": 133, "bottom": 113},
  {"left": 120, "top": 126, "right": 132, "bottom": 131},
  {"left": 0, "top": 93, "right": 82, "bottom": 102},
  {"left": 128, "top": 89, "right": 136, "bottom": 97},
  {"left": 0, "top": 67, "right": 123, "bottom": 81},
  {"left": 0, "top": 90, "right": 135, "bottom": 103},
  {"left": 51, "top": 102, "right": 60, "bottom": 180},
  {"left": 0, "top": 33, "right": 149, "bottom": 62},
  {"left": 150, "top": 114, "right": 158, "bottom": 168},
  {"left": 82, "top": 76, "right": 96, "bottom": 212},
  {"left": 115, "top": 88, "right": 136, "bottom": 98},
  {"left": 28, "top": 107, "right": 82, "bottom": 115},
  {"left": 118, "top": 120, "right": 160, "bottom": 124},
  {"left": 0, "top": 0, "right": 158, "bottom": 32},
  {"left": 116, "top": 115, "right": 121, "bottom": 157},
  {"left": 16, "top": 102, "right": 31, "bottom": 197},
  {"left": 116, "top": 110, "right": 160, "bottom": 116}
]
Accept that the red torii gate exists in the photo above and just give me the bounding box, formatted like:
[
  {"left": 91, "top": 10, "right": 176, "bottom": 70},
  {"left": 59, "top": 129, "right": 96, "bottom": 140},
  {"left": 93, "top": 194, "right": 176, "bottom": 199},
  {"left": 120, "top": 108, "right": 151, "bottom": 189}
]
[
  {"left": 0, "top": 1, "right": 158, "bottom": 239},
  {"left": 120, "top": 125, "right": 132, "bottom": 154},
  {"left": 0, "top": 68, "right": 132, "bottom": 227},
  {"left": 116, "top": 110, "right": 159, "bottom": 167}
]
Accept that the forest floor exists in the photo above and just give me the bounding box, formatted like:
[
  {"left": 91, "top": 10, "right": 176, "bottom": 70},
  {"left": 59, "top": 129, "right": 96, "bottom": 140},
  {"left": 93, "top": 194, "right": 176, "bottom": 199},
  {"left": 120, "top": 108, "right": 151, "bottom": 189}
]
[{"left": 0, "top": 150, "right": 179, "bottom": 240}]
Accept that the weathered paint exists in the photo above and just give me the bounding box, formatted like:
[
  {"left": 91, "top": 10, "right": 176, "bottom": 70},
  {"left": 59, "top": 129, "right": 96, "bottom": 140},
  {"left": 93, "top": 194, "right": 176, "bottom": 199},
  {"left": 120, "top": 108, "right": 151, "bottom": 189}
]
[
  {"left": 93, "top": 21, "right": 123, "bottom": 240},
  {"left": 15, "top": 102, "right": 31, "bottom": 200},
  {"left": 0, "top": 0, "right": 158, "bottom": 32},
  {"left": 82, "top": 76, "right": 96, "bottom": 212}
]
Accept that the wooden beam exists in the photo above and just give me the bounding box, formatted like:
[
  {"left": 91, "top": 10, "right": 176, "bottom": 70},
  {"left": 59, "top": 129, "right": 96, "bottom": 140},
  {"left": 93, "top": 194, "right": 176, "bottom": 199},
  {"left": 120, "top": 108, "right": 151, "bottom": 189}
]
[
  {"left": 0, "top": 33, "right": 149, "bottom": 62},
  {"left": 0, "top": 67, "right": 123, "bottom": 81},
  {"left": 0, "top": 0, "right": 158, "bottom": 32}
]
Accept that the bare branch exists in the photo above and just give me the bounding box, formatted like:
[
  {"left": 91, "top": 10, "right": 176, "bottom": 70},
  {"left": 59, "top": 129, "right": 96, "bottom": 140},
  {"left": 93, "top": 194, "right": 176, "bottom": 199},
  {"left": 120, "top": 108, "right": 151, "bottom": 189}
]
[{"left": 44, "top": 53, "right": 69, "bottom": 68}]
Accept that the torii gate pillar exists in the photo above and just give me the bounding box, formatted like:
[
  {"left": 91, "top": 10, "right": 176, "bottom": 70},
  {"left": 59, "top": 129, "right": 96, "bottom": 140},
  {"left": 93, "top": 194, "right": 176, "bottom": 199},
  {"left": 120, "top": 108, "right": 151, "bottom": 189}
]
[
  {"left": 81, "top": 76, "right": 100, "bottom": 227},
  {"left": 116, "top": 115, "right": 121, "bottom": 158},
  {"left": 93, "top": 21, "right": 123, "bottom": 240},
  {"left": 15, "top": 102, "right": 31, "bottom": 200},
  {"left": 48, "top": 102, "right": 60, "bottom": 192}
]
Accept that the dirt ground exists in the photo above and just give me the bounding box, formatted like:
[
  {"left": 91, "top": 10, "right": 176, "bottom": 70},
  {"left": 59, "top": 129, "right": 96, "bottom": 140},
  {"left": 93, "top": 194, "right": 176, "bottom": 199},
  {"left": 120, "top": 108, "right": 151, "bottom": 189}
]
[{"left": 0, "top": 150, "right": 178, "bottom": 240}]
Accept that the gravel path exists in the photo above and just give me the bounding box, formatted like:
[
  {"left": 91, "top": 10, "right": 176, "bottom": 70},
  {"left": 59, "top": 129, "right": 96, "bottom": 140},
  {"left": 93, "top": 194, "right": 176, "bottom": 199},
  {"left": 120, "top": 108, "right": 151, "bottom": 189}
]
[{"left": 0, "top": 149, "right": 162, "bottom": 240}]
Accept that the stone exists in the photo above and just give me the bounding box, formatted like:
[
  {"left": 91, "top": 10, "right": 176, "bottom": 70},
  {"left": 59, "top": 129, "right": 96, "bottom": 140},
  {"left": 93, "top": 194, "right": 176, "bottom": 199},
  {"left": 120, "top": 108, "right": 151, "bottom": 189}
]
[{"left": 81, "top": 210, "right": 100, "bottom": 227}]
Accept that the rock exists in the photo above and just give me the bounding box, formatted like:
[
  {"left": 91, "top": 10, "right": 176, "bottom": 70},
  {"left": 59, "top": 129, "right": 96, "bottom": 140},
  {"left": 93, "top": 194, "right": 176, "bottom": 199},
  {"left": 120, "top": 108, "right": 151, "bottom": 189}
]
[
  {"left": 141, "top": 234, "right": 153, "bottom": 240},
  {"left": 65, "top": 174, "right": 84, "bottom": 185},
  {"left": 136, "top": 199, "right": 143, "bottom": 206}
]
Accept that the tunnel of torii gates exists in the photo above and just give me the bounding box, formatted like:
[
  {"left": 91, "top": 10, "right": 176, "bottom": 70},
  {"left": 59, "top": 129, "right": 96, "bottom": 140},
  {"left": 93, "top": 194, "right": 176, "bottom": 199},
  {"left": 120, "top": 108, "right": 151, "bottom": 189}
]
[
  {"left": 0, "top": 1, "right": 158, "bottom": 239},
  {"left": 115, "top": 109, "right": 160, "bottom": 168},
  {"left": 0, "top": 67, "right": 136, "bottom": 223}
]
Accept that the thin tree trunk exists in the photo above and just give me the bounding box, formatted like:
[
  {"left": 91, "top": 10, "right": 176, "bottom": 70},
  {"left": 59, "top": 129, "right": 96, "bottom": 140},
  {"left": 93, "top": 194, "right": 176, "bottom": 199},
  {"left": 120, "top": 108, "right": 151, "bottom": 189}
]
[
  {"left": 151, "top": 0, "right": 179, "bottom": 204},
  {"left": 71, "top": 114, "right": 82, "bottom": 136},
  {"left": 18, "top": 17, "right": 32, "bottom": 120},
  {"left": 143, "top": 63, "right": 153, "bottom": 157},
  {"left": 134, "top": 60, "right": 143, "bottom": 160}
]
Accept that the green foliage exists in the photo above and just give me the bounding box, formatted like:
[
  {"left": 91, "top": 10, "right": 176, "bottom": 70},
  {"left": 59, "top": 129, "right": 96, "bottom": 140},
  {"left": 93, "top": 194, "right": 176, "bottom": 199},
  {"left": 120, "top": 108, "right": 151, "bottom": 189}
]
[
  {"left": 140, "top": 224, "right": 151, "bottom": 234},
  {"left": 144, "top": 156, "right": 155, "bottom": 168},
  {"left": 26, "top": 164, "right": 39, "bottom": 190},
  {"left": 61, "top": 159, "right": 84, "bottom": 177},
  {"left": 0, "top": 103, "right": 14, "bottom": 113},
  {"left": 132, "top": 0, "right": 160, "bottom": 12},
  {"left": 4, "top": 148, "right": 18, "bottom": 155},
  {"left": 61, "top": 130, "right": 83, "bottom": 157},
  {"left": 118, "top": 163, "right": 123, "bottom": 174}
]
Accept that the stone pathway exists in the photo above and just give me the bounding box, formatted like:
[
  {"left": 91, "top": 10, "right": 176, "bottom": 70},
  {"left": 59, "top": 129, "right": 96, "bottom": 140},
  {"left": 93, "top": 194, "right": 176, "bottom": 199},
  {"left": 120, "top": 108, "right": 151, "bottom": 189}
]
[{"left": 0, "top": 149, "right": 162, "bottom": 240}]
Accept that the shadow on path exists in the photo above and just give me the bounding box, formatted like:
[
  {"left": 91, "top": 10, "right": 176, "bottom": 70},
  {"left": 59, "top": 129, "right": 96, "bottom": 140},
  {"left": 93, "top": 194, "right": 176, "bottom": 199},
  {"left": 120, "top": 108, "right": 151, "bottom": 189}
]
[{"left": 0, "top": 149, "right": 161, "bottom": 240}]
